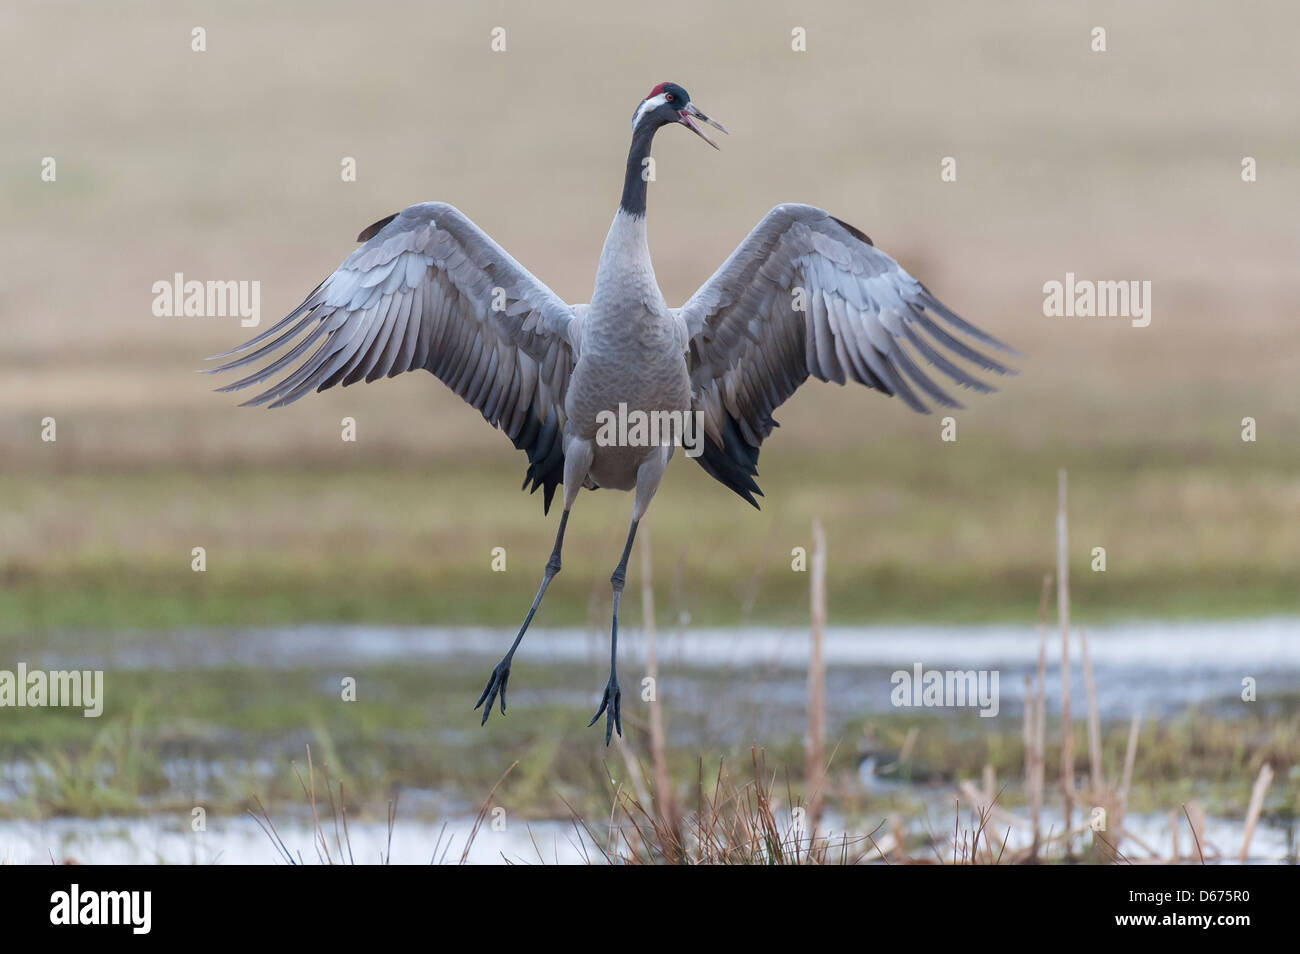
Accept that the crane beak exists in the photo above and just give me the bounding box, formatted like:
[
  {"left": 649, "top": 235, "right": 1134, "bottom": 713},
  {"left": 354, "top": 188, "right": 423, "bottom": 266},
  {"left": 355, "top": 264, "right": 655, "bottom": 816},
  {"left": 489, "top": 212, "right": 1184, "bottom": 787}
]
[{"left": 679, "top": 103, "right": 727, "bottom": 149}]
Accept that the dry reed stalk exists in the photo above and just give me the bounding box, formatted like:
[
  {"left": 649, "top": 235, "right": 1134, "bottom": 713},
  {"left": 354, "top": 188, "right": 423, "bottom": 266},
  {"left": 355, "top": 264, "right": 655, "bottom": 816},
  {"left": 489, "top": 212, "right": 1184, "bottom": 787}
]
[
  {"left": 1080, "top": 629, "right": 1104, "bottom": 795},
  {"left": 1022, "top": 674, "right": 1034, "bottom": 811},
  {"left": 1100, "top": 709, "right": 1144, "bottom": 862},
  {"left": 1184, "top": 801, "right": 1207, "bottom": 863},
  {"left": 638, "top": 524, "right": 675, "bottom": 832},
  {"left": 1118, "top": 711, "right": 1141, "bottom": 812},
  {"left": 287, "top": 745, "right": 331, "bottom": 864},
  {"left": 458, "top": 761, "right": 519, "bottom": 865},
  {"left": 1030, "top": 573, "right": 1051, "bottom": 856},
  {"left": 1240, "top": 762, "right": 1274, "bottom": 862},
  {"left": 1057, "top": 469, "right": 1074, "bottom": 843},
  {"left": 805, "top": 517, "right": 827, "bottom": 832},
  {"left": 1078, "top": 626, "right": 1122, "bottom": 862}
]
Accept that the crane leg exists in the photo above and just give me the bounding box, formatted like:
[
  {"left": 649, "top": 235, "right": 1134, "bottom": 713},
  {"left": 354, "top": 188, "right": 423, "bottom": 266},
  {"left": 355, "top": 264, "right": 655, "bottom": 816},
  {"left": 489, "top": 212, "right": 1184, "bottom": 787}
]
[
  {"left": 474, "top": 509, "right": 569, "bottom": 724},
  {"left": 589, "top": 444, "right": 670, "bottom": 744},
  {"left": 476, "top": 437, "right": 592, "bottom": 726},
  {"left": 588, "top": 518, "right": 637, "bottom": 744}
]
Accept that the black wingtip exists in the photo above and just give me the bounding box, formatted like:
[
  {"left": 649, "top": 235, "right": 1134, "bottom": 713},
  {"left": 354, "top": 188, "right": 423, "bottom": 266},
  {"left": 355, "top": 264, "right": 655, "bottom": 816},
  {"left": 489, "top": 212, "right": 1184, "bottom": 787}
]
[
  {"left": 829, "top": 215, "right": 873, "bottom": 247},
  {"left": 357, "top": 212, "right": 398, "bottom": 243},
  {"left": 693, "top": 413, "right": 767, "bottom": 507}
]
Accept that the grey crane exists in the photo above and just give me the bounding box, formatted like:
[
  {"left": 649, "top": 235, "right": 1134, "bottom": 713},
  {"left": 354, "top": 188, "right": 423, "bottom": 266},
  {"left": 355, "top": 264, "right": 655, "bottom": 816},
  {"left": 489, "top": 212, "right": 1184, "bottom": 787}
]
[{"left": 209, "top": 81, "right": 1016, "bottom": 744}]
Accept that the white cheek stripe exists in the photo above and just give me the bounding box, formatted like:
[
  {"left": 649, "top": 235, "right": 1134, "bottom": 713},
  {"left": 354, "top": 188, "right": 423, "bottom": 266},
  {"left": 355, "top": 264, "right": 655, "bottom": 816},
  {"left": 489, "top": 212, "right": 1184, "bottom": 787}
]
[{"left": 633, "top": 93, "right": 671, "bottom": 129}]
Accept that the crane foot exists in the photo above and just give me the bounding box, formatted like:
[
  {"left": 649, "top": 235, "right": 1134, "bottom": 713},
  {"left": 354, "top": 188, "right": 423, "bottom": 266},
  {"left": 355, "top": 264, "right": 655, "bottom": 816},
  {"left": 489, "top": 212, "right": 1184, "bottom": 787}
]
[
  {"left": 587, "top": 674, "right": 622, "bottom": 745},
  {"left": 474, "top": 659, "right": 512, "bottom": 724}
]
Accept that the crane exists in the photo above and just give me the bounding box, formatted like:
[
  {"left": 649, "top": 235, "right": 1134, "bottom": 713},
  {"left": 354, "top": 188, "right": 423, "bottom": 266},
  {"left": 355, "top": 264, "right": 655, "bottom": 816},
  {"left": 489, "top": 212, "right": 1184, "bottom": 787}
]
[{"left": 209, "top": 82, "right": 1017, "bottom": 744}]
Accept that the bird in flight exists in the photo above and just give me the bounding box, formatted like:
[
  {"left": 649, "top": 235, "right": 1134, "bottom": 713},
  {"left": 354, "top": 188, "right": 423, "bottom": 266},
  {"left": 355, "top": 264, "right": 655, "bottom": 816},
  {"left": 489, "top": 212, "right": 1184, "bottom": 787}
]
[{"left": 209, "top": 82, "right": 1016, "bottom": 744}]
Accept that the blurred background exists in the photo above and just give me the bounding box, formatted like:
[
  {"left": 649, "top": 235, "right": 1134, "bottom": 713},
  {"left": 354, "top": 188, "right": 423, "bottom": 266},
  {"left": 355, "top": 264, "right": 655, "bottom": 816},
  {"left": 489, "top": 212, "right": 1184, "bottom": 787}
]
[{"left": 0, "top": 1, "right": 1296, "bottom": 863}]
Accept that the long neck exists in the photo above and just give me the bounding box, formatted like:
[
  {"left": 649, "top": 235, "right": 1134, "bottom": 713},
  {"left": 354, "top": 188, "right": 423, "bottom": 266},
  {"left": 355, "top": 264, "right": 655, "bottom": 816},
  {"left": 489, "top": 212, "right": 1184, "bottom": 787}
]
[
  {"left": 591, "top": 121, "right": 663, "bottom": 314},
  {"left": 619, "top": 120, "right": 660, "bottom": 217}
]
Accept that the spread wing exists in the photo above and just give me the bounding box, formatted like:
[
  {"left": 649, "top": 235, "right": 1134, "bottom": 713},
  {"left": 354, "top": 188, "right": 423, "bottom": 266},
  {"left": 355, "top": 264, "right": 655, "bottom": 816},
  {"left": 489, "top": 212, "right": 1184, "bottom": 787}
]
[
  {"left": 677, "top": 203, "right": 1017, "bottom": 507},
  {"left": 207, "top": 202, "right": 582, "bottom": 512}
]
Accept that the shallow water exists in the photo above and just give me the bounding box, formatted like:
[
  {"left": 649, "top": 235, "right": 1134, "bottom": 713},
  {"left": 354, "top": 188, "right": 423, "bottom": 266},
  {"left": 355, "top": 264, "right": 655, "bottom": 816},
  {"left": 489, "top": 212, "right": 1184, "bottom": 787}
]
[
  {"left": 30, "top": 616, "right": 1299, "bottom": 720},
  {"left": 41, "top": 616, "right": 1300, "bottom": 669},
  {"left": 0, "top": 806, "right": 1289, "bottom": 865},
  {"left": 0, "top": 814, "right": 593, "bottom": 865}
]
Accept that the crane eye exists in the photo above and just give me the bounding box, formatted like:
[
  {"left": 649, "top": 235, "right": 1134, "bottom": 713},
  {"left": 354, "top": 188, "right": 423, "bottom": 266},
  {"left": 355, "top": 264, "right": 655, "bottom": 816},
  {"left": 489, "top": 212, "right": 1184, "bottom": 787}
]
[{"left": 665, "top": 93, "right": 674, "bottom": 102}]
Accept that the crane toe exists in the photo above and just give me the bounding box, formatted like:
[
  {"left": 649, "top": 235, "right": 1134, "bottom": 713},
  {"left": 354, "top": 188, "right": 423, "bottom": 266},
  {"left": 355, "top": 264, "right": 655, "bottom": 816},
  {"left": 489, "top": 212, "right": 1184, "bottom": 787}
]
[
  {"left": 474, "top": 661, "right": 511, "bottom": 724},
  {"left": 587, "top": 676, "right": 622, "bottom": 745}
]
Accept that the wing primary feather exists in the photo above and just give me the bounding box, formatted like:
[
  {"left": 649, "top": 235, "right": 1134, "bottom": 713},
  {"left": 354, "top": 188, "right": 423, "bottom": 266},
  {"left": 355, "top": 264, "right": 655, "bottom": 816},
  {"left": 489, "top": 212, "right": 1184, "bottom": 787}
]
[
  {"left": 239, "top": 336, "right": 336, "bottom": 407},
  {"left": 890, "top": 340, "right": 963, "bottom": 409},
  {"left": 205, "top": 285, "right": 323, "bottom": 359},
  {"left": 204, "top": 306, "right": 324, "bottom": 373},
  {"left": 901, "top": 322, "right": 995, "bottom": 393},
  {"left": 920, "top": 284, "right": 1022, "bottom": 357},
  {"left": 912, "top": 311, "right": 1015, "bottom": 376},
  {"left": 215, "top": 322, "right": 332, "bottom": 392}
]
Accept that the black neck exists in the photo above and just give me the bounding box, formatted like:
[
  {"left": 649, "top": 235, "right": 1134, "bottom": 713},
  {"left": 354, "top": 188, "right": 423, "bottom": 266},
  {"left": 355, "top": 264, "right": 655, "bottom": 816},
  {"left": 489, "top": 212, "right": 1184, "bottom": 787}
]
[{"left": 619, "top": 120, "right": 661, "bottom": 217}]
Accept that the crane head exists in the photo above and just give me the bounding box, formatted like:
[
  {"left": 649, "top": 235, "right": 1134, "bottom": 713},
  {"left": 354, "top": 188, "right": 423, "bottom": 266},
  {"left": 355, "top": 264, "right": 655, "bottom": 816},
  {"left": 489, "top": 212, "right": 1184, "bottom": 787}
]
[{"left": 632, "top": 82, "right": 728, "bottom": 149}]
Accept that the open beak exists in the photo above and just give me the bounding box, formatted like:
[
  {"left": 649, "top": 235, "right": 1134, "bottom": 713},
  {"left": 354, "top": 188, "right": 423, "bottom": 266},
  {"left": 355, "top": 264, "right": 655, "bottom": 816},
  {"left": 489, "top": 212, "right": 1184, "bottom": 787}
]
[{"left": 678, "top": 102, "right": 728, "bottom": 149}]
